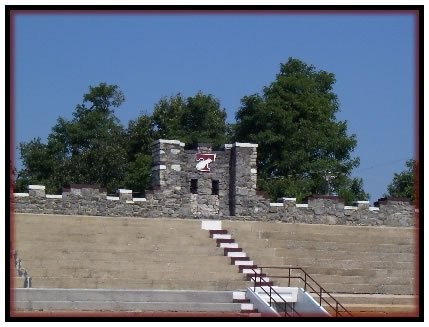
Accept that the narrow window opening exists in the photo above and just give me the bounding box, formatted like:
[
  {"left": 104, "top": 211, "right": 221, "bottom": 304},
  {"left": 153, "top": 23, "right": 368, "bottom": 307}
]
[
  {"left": 190, "top": 179, "right": 198, "bottom": 194},
  {"left": 212, "top": 180, "right": 219, "bottom": 195}
]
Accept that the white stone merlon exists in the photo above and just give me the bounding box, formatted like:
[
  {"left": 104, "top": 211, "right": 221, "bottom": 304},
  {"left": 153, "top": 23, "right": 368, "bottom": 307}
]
[
  {"left": 106, "top": 196, "right": 119, "bottom": 201},
  {"left": 46, "top": 195, "right": 62, "bottom": 199},
  {"left": 171, "top": 164, "right": 181, "bottom": 171},
  {"left": 223, "top": 144, "right": 233, "bottom": 150},
  {"left": 118, "top": 189, "right": 132, "bottom": 194},
  {"left": 344, "top": 206, "right": 358, "bottom": 210},
  {"left": 126, "top": 200, "right": 134, "bottom": 204},
  {"left": 250, "top": 168, "right": 257, "bottom": 174},
  {"left": 369, "top": 207, "right": 380, "bottom": 211},
  {"left": 296, "top": 204, "right": 309, "bottom": 208},
  {"left": 233, "top": 142, "right": 258, "bottom": 148},
  {"left": 28, "top": 185, "right": 45, "bottom": 190},
  {"left": 14, "top": 193, "right": 29, "bottom": 197},
  {"left": 155, "top": 139, "right": 185, "bottom": 147},
  {"left": 356, "top": 201, "right": 370, "bottom": 204},
  {"left": 270, "top": 203, "right": 283, "bottom": 207},
  {"left": 133, "top": 198, "right": 147, "bottom": 202},
  {"left": 151, "top": 165, "right": 167, "bottom": 171},
  {"left": 201, "top": 220, "right": 222, "bottom": 230}
]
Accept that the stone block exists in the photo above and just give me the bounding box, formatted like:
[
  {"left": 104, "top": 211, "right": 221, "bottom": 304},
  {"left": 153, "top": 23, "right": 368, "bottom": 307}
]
[{"left": 28, "top": 185, "right": 45, "bottom": 197}]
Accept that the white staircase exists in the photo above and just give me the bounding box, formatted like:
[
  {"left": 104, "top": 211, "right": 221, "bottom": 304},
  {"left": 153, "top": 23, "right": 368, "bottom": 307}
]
[{"left": 201, "top": 220, "right": 333, "bottom": 317}]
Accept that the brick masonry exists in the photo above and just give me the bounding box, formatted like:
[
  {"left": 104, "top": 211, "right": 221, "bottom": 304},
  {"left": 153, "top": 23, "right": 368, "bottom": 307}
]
[{"left": 12, "top": 139, "right": 416, "bottom": 227}]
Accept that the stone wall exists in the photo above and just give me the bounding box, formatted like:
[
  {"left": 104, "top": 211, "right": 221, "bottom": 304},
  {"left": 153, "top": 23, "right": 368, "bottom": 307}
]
[
  {"left": 13, "top": 186, "right": 415, "bottom": 227},
  {"left": 12, "top": 139, "right": 416, "bottom": 227}
]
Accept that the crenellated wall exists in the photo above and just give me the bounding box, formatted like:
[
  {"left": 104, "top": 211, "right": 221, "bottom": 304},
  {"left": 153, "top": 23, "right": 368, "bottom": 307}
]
[{"left": 12, "top": 139, "right": 416, "bottom": 227}]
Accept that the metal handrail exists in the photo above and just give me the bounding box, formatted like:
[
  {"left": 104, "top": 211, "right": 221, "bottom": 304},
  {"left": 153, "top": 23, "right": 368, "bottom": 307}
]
[
  {"left": 250, "top": 267, "right": 301, "bottom": 317},
  {"left": 259, "top": 266, "right": 353, "bottom": 317}
]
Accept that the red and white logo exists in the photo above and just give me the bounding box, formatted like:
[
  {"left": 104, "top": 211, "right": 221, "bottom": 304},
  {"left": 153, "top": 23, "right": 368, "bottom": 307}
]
[{"left": 195, "top": 153, "right": 216, "bottom": 172}]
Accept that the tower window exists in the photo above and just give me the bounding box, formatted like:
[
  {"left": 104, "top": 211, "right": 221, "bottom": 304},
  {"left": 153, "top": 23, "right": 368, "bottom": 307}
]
[
  {"left": 212, "top": 180, "right": 219, "bottom": 195},
  {"left": 190, "top": 179, "right": 198, "bottom": 194}
]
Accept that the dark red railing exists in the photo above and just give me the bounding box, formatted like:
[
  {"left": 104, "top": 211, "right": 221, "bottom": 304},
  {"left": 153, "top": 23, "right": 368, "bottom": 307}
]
[
  {"left": 250, "top": 267, "right": 301, "bottom": 317},
  {"left": 258, "top": 266, "right": 353, "bottom": 317}
]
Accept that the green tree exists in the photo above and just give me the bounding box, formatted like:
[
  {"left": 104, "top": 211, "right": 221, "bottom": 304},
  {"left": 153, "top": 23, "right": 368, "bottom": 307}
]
[
  {"left": 123, "top": 114, "right": 156, "bottom": 194},
  {"left": 153, "top": 92, "right": 230, "bottom": 148},
  {"left": 234, "top": 58, "right": 364, "bottom": 203},
  {"left": 386, "top": 159, "right": 416, "bottom": 201},
  {"left": 15, "top": 83, "right": 128, "bottom": 193}
]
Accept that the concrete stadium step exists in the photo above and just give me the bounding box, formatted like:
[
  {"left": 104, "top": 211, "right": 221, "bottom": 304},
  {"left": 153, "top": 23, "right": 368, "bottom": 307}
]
[
  {"left": 286, "top": 273, "right": 414, "bottom": 286},
  {"left": 263, "top": 240, "right": 415, "bottom": 253},
  {"left": 13, "top": 288, "right": 245, "bottom": 312},
  {"left": 223, "top": 220, "right": 414, "bottom": 238},
  {"left": 14, "top": 288, "right": 257, "bottom": 315},
  {"left": 29, "top": 277, "right": 252, "bottom": 290},
  {"left": 274, "top": 266, "right": 408, "bottom": 278},
  {"left": 16, "top": 247, "right": 227, "bottom": 260},
  {"left": 335, "top": 304, "right": 417, "bottom": 313},
  {"left": 14, "top": 300, "right": 243, "bottom": 312},
  {"left": 271, "top": 249, "right": 413, "bottom": 262},
  {"left": 303, "top": 282, "right": 414, "bottom": 295},
  {"left": 280, "top": 258, "right": 415, "bottom": 270},
  {"left": 321, "top": 293, "right": 417, "bottom": 306},
  {"left": 19, "top": 257, "right": 244, "bottom": 272},
  {"left": 24, "top": 266, "right": 248, "bottom": 280},
  {"left": 14, "top": 288, "right": 236, "bottom": 303}
]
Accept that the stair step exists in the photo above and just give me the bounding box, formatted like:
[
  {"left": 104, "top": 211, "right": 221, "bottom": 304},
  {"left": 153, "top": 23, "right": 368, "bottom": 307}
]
[
  {"left": 231, "top": 257, "right": 250, "bottom": 264},
  {"left": 242, "top": 268, "right": 261, "bottom": 274},
  {"left": 232, "top": 291, "right": 246, "bottom": 301},
  {"left": 240, "top": 303, "right": 254, "bottom": 311},
  {"left": 245, "top": 273, "right": 267, "bottom": 280},
  {"left": 239, "top": 265, "right": 258, "bottom": 272},
  {"left": 220, "top": 243, "right": 239, "bottom": 248},
  {"left": 234, "top": 260, "right": 254, "bottom": 266},
  {"left": 212, "top": 234, "right": 232, "bottom": 240},
  {"left": 227, "top": 252, "right": 247, "bottom": 258},
  {"left": 224, "top": 248, "right": 243, "bottom": 255},
  {"left": 249, "top": 276, "right": 270, "bottom": 282},
  {"left": 209, "top": 230, "right": 228, "bottom": 237},
  {"left": 216, "top": 239, "right": 235, "bottom": 246},
  {"left": 254, "top": 281, "right": 273, "bottom": 287}
]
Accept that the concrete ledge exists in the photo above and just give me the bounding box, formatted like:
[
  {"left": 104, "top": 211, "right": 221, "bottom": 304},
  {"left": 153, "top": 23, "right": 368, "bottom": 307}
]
[
  {"left": 133, "top": 198, "right": 147, "bottom": 202},
  {"left": 270, "top": 203, "right": 283, "bottom": 207},
  {"left": 13, "top": 288, "right": 240, "bottom": 312},
  {"left": 296, "top": 204, "right": 309, "bottom": 208},
  {"left": 106, "top": 196, "right": 119, "bottom": 201},
  {"left": 344, "top": 206, "right": 358, "bottom": 210}
]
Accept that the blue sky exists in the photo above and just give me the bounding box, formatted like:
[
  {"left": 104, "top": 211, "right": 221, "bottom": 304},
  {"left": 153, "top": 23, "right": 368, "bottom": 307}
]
[{"left": 12, "top": 11, "right": 417, "bottom": 204}]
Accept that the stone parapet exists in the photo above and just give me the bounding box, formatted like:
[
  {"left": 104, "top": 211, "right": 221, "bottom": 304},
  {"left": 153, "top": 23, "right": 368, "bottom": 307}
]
[{"left": 13, "top": 139, "right": 416, "bottom": 227}]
